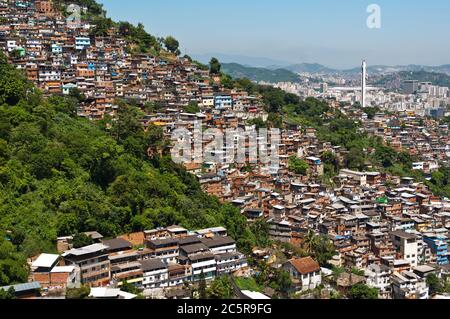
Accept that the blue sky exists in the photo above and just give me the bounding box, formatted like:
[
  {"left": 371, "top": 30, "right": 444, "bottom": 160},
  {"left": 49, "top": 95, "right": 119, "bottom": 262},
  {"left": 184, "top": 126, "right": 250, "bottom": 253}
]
[{"left": 98, "top": 0, "right": 450, "bottom": 69}]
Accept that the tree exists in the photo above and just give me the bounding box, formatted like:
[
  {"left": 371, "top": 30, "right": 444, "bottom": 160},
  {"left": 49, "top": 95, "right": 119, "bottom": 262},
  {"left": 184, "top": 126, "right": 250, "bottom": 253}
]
[
  {"left": 92, "top": 16, "right": 114, "bottom": 36},
  {"left": 288, "top": 156, "right": 309, "bottom": 175},
  {"left": 351, "top": 268, "right": 365, "bottom": 276},
  {"left": 267, "top": 113, "right": 283, "bottom": 129},
  {"left": 426, "top": 274, "right": 444, "bottom": 295},
  {"left": 301, "top": 232, "right": 336, "bottom": 266},
  {"left": 274, "top": 269, "right": 292, "bottom": 295},
  {"left": 198, "top": 271, "right": 207, "bottom": 299},
  {"left": 249, "top": 219, "right": 270, "bottom": 247},
  {"left": 374, "top": 144, "right": 398, "bottom": 168},
  {"left": 247, "top": 118, "right": 267, "bottom": 129},
  {"left": 121, "top": 280, "right": 143, "bottom": 296},
  {"left": 362, "top": 107, "right": 379, "bottom": 119},
  {"left": 0, "top": 287, "right": 16, "bottom": 299},
  {"left": 0, "top": 53, "right": 30, "bottom": 106},
  {"left": 220, "top": 74, "right": 234, "bottom": 89},
  {"left": 322, "top": 151, "right": 339, "bottom": 176},
  {"left": 72, "top": 233, "right": 94, "bottom": 248},
  {"left": 68, "top": 87, "right": 86, "bottom": 103},
  {"left": 206, "top": 276, "right": 233, "bottom": 299},
  {"left": 110, "top": 101, "right": 145, "bottom": 143},
  {"left": 261, "top": 87, "right": 284, "bottom": 113},
  {"left": 311, "top": 235, "right": 336, "bottom": 266},
  {"left": 348, "top": 283, "right": 379, "bottom": 299},
  {"left": 302, "top": 230, "right": 318, "bottom": 254},
  {"left": 66, "top": 285, "right": 91, "bottom": 299},
  {"left": 345, "top": 148, "right": 366, "bottom": 171},
  {"left": 184, "top": 101, "right": 200, "bottom": 114},
  {"left": 209, "top": 58, "right": 221, "bottom": 75},
  {"left": 0, "top": 238, "right": 28, "bottom": 286},
  {"left": 164, "top": 36, "right": 179, "bottom": 54}
]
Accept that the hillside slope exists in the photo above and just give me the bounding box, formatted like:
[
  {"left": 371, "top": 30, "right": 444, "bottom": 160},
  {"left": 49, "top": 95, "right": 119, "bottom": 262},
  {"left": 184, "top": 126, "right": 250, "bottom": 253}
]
[
  {"left": 374, "top": 71, "right": 450, "bottom": 89},
  {"left": 0, "top": 54, "right": 259, "bottom": 286}
]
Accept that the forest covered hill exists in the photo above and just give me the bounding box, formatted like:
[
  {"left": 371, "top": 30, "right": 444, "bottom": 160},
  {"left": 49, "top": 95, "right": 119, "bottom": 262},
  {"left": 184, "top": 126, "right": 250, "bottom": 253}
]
[{"left": 0, "top": 54, "right": 265, "bottom": 286}]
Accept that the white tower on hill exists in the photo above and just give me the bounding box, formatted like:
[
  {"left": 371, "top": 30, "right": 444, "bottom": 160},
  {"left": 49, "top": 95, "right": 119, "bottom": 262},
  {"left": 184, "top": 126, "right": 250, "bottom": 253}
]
[{"left": 361, "top": 60, "right": 367, "bottom": 108}]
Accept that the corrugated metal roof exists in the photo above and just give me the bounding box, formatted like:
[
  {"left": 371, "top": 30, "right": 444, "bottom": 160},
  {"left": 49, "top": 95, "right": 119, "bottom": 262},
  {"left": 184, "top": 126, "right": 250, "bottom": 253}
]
[{"left": 0, "top": 281, "right": 41, "bottom": 293}]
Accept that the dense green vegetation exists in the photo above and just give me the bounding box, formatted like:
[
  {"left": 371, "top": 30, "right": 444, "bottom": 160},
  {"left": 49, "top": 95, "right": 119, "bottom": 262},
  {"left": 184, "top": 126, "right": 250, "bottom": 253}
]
[
  {"left": 0, "top": 237, "right": 28, "bottom": 286},
  {"left": 205, "top": 276, "right": 234, "bottom": 299},
  {"left": 164, "top": 36, "right": 180, "bottom": 55},
  {"left": 288, "top": 156, "right": 309, "bottom": 175},
  {"left": 301, "top": 230, "right": 336, "bottom": 267},
  {"left": 222, "top": 63, "right": 300, "bottom": 83},
  {"left": 72, "top": 233, "right": 94, "bottom": 248},
  {"left": 0, "top": 286, "right": 16, "bottom": 299},
  {"left": 209, "top": 58, "right": 221, "bottom": 75},
  {"left": 348, "top": 283, "right": 379, "bottom": 299},
  {"left": 426, "top": 273, "right": 450, "bottom": 295},
  {"left": 183, "top": 101, "right": 200, "bottom": 114},
  {"left": 0, "top": 54, "right": 259, "bottom": 286},
  {"left": 65, "top": 285, "right": 91, "bottom": 299},
  {"left": 427, "top": 167, "right": 450, "bottom": 199},
  {"left": 254, "top": 262, "right": 292, "bottom": 298},
  {"left": 234, "top": 277, "right": 263, "bottom": 293}
]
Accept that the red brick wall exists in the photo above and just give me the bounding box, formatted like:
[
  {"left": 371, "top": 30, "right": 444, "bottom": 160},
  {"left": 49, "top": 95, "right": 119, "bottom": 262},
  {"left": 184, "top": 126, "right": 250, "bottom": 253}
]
[
  {"left": 33, "top": 272, "right": 50, "bottom": 285},
  {"left": 50, "top": 272, "right": 70, "bottom": 285}
]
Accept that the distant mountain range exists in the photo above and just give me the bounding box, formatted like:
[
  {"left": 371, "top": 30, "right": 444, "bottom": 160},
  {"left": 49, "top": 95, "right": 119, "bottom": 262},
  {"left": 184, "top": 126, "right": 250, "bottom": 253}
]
[
  {"left": 342, "top": 64, "right": 450, "bottom": 76},
  {"left": 281, "top": 64, "right": 450, "bottom": 76},
  {"left": 191, "top": 53, "right": 291, "bottom": 68},
  {"left": 220, "top": 62, "right": 450, "bottom": 86},
  {"left": 221, "top": 63, "right": 300, "bottom": 83},
  {"left": 193, "top": 53, "right": 450, "bottom": 76},
  {"left": 280, "top": 63, "right": 337, "bottom": 74}
]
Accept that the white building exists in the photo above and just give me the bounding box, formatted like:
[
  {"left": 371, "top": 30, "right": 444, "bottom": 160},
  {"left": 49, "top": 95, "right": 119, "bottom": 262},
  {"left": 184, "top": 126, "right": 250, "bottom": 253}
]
[
  {"left": 365, "top": 264, "right": 392, "bottom": 298},
  {"left": 6, "top": 40, "right": 17, "bottom": 52},
  {"left": 188, "top": 253, "right": 217, "bottom": 281},
  {"left": 141, "top": 259, "right": 169, "bottom": 289},
  {"left": 391, "top": 271, "right": 429, "bottom": 299},
  {"left": 202, "top": 236, "right": 236, "bottom": 254},
  {"left": 283, "top": 257, "right": 322, "bottom": 291},
  {"left": 38, "top": 69, "right": 61, "bottom": 82},
  {"left": 215, "top": 252, "right": 248, "bottom": 275},
  {"left": 390, "top": 231, "right": 419, "bottom": 268}
]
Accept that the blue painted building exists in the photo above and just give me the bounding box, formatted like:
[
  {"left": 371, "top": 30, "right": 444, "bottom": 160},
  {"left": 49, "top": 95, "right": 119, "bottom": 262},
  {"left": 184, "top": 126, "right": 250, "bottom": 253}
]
[
  {"left": 51, "top": 44, "right": 62, "bottom": 54},
  {"left": 214, "top": 95, "right": 233, "bottom": 110},
  {"left": 424, "top": 235, "right": 449, "bottom": 265},
  {"left": 75, "top": 37, "right": 91, "bottom": 50}
]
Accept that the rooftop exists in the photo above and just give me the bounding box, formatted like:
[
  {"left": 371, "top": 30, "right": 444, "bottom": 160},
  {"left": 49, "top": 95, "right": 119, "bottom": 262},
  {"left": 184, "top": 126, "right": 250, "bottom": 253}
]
[
  {"left": 31, "top": 253, "right": 59, "bottom": 268},
  {"left": 62, "top": 243, "right": 109, "bottom": 257},
  {"left": 140, "top": 258, "right": 167, "bottom": 272},
  {"left": 288, "top": 257, "right": 320, "bottom": 275}
]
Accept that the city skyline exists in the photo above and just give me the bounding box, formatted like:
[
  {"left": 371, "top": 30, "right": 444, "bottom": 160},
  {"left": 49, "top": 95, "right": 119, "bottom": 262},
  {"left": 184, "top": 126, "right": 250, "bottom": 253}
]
[{"left": 98, "top": 0, "right": 450, "bottom": 68}]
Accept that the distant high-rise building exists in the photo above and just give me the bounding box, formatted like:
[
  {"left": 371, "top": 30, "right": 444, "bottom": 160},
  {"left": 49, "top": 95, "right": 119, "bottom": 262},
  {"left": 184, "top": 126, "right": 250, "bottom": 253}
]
[
  {"left": 320, "top": 82, "right": 328, "bottom": 94},
  {"left": 403, "top": 80, "right": 419, "bottom": 95},
  {"left": 361, "top": 60, "right": 367, "bottom": 108}
]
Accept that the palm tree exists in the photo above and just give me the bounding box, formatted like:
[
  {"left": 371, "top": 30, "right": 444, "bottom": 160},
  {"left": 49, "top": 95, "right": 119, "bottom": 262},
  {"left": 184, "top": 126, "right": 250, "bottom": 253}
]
[{"left": 303, "top": 230, "right": 318, "bottom": 254}]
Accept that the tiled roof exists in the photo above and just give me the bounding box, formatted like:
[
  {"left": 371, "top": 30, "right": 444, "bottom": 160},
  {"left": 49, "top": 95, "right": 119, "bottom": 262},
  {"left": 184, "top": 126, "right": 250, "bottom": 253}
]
[{"left": 288, "top": 257, "right": 320, "bottom": 275}]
